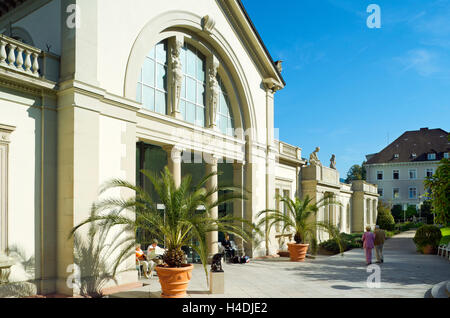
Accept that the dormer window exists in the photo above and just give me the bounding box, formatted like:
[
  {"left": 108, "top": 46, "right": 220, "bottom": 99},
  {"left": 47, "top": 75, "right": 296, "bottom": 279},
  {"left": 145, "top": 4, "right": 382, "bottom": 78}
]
[
  {"left": 394, "top": 154, "right": 399, "bottom": 159},
  {"left": 428, "top": 153, "right": 436, "bottom": 161},
  {"left": 411, "top": 153, "right": 417, "bottom": 158},
  {"left": 444, "top": 153, "right": 450, "bottom": 159}
]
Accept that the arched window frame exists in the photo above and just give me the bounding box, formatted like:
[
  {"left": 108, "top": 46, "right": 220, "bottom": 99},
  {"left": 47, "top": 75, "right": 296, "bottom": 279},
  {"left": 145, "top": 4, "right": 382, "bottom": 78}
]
[
  {"left": 136, "top": 39, "right": 168, "bottom": 115},
  {"left": 136, "top": 34, "right": 238, "bottom": 136}
]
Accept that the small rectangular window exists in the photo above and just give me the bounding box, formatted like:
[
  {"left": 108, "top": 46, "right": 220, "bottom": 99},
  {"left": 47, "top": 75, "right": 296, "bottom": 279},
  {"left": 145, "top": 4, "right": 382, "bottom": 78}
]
[
  {"left": 428, "top": 153, "right": 436, "bottom": 160},
  {"left": 393, "top": 170, "right": 399, "bottom": 180},
  {"left": 444, "top": 153, "right": 450, "bottom": 159},
  {"left": 378, "top": 188, "right": 383, "bottom": 197},
  {"left": 409, "top": 187, "right": 417, "bottom": 199},
  {"left": 393, "top": 188, "right": 400, "bottom": 199},
  {"left": 409, "top": 169, "right": 417, "bottom": 180},
  {"left": 377, "top": 171, "right": 383, "bottom": 180},
  {"left": 426, "top": 169, "right": 434, "bottom": 178}
]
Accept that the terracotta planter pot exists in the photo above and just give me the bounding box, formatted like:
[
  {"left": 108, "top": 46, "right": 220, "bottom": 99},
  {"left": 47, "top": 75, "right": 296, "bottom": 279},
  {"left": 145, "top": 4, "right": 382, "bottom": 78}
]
[
  {"left": 287, "top": 243, "right": 309, "bottom": 262},
  {"left": 155, "top": 264, "right": 193, "bottom": 298},
  {"left": 421, "top": 245, "right": 434, "bottom": 255}
]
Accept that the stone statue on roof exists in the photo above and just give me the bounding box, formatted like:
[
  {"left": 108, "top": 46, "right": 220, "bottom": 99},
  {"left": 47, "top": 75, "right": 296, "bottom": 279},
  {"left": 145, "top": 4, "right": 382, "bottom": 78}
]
[
  {"left": 330, "top": 154, "right": 337, "bottom": 170},
  {"left": 309, "top": 147, "right": 322, "bottom": 166}
]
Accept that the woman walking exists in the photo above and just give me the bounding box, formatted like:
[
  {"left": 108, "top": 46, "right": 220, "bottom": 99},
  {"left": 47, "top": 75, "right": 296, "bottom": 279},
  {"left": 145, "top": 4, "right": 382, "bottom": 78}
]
[{"left": 362, "top": 226, "right": 375, "bottom": 265}]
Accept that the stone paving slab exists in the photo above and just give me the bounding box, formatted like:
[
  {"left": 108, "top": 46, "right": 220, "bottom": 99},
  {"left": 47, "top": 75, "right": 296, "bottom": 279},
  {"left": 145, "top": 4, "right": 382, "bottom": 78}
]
[{"left": 111, "top": 231, "right": 450, "bottom": 298}]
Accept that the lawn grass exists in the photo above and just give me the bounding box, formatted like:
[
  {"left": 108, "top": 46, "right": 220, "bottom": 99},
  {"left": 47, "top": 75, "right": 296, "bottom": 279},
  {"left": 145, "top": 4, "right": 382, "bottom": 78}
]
[{"left": 440, "top": 227, "right": 450, "bottom": 245}]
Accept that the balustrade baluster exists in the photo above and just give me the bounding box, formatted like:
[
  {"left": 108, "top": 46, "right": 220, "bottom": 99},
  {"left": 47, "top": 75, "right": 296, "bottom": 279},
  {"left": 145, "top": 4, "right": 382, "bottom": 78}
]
[
  {"left": 16, "top": 47, "right": 24, "bottom": 70},
  {"left": 0, "top": 41, "right": 6, "bottom": 65},
  {"left": 7, "top": 44, "right": 16, "bottom": 67},
  {"left": 24, "top": 49, "right": 32, "bottom": 73},
  {"left": 32, "top": 52, "right": 39, "bottom": 75}
]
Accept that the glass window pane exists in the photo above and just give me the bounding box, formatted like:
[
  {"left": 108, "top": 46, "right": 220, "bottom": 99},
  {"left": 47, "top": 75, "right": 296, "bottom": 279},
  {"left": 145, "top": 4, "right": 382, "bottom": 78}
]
[
  {"left": 155, "top": 91, "right": 166, "bottom": 114},
  {"left": 181, "top": 77, "right": 186, "bottom": 99},
  {"left": 180, "top": 100, "right": 186, "bottom": 120},
  {"left": 147, "top": 47, "right": 155, "bottom": 59},
  {"left": 155, "top": 42, "right": 167, "bottom": 64},
  {"left": 186, "top": 46, "right": 196, "bottom": 77},
  {"left": 196, "top": 54, "right": 205, "bottom": 81},
  {"left": 186, "top": 102, "right": 196, "bottom": 124},
  {"left": 186, "top": 77, "right": 196, "bottom": 102},
  {"left": 220, "top": 93, "right": 227, "bottom": 115},
  {"left": 197, "top": 84, "right": 205, "bottom": 105},
  {"left": 219, "top": 115, "right": 227, "bottom": 134},
  {"left": 196, "top": 106, "right": 205, "bottom": 127},
  {"left": 181, "top": 47, "right": 186, "bottom": 73},
  {"left": 143, "top": 86, "right": 155, "bottom": 111},
  {"left": 156, "top": 64, "right": 167, "bottom": 91},
  {"left": 136, "top": 83, "right": 142, "bottom": 103},
  {"left": 142, "top": 58, "right": 155, "bottom": 86}
]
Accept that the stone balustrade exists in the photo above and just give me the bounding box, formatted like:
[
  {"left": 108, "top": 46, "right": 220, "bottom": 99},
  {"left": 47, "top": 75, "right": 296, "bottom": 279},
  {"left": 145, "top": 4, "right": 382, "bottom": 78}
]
[
  {"left": 0, "top": 34, "right": 42, "bottom": 77},
  {"left": 277, "top": 140, "right": 302, "bottom": 160}
]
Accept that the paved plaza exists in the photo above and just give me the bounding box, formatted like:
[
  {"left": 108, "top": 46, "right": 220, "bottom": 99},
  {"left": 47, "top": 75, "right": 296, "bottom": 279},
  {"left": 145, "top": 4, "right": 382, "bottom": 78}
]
[{"left": 111, "top": 231, "right": 450, "bottom": 298}]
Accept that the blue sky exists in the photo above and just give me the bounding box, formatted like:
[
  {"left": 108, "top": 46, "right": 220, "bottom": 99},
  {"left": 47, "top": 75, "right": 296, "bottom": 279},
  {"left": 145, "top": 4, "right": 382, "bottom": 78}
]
[{"left": 242, "top": 0, "right": 450, "bottom": 175}]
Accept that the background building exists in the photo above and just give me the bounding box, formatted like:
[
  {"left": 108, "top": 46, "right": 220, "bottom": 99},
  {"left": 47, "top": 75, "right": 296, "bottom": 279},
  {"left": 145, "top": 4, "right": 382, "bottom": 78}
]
[{"left": 365, "top": 128, "right": 449, "bottom": 210}]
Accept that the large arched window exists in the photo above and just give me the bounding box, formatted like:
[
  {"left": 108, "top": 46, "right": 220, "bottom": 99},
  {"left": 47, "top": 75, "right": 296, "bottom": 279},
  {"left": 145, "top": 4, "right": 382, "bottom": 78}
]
[
  {"left": 217, "top": 75, "right": 234, "bottom": 136},
  {"left": 135, "top": 38, "right": 237, "bottom": 136},
  {"left": 180, "top": 44, "right": 206, "bottom": 127},
  {"left": 136, "top": 40, "right": 168, "bottom": 114}
]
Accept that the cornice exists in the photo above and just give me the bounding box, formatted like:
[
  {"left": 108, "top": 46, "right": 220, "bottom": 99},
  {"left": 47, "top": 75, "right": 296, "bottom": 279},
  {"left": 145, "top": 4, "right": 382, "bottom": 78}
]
[{"left": 217, "top": 0, "right": 285, "bottom": 89}]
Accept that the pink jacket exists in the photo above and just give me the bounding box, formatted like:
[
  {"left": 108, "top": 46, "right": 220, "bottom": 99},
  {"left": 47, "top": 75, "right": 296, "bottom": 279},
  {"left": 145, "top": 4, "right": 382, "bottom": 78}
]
[{"left": 362, "top": 232, "right": 375, "bottom": 249}]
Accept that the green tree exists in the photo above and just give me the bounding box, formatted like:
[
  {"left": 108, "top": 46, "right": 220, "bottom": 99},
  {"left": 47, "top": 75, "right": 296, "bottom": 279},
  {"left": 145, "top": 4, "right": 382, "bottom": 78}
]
[
  {"left": 71, "top": 167, "right": 251, "bottom": 285},
  {"left": 376, "top": 201, "right": 395, "bottom": 230},
  {"left": 424, "top": 157, "right": 450, "bottom": 225},
  {"left": 345, "top": 163, "right": 367, "bottom": 183},
  {"left": 419, "top": 200, "right": 434, "bottom": 224},
  {"left": 257, "top": 194, "right": 345, "bottom": 254},
  {"left": 391, "top": 205, "right": 403, "bottom": 222},
  {"left": 405, "top": 205, "right": 418, "bottom": 220}
]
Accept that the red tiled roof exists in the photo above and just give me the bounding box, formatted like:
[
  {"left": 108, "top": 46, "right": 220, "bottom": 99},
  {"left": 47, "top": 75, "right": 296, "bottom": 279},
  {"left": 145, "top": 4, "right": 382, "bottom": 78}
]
[{"left": 365, "top": 128, "right": 449, "bottom": 164}]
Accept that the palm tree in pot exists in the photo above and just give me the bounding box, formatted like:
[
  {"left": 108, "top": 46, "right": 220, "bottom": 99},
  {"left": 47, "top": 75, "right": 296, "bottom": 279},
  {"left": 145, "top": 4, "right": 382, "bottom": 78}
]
[
  {"left": 257, "top": 193, "right": 342, "bottom": 261},
  {"left": 71, "top": 167, "right": 251, "bottom": 298}
]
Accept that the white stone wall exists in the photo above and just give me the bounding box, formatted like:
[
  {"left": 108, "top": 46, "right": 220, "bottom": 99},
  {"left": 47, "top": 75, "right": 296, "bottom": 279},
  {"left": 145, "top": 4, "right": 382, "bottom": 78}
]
[{"left": 0, "top": 92, "right": 41, "bottom": 279}]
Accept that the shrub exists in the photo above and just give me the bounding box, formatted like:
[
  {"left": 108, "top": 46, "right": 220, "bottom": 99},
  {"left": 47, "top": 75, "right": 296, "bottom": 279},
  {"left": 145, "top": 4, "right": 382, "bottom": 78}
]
[
  {"left": 319, "top": 238, "right": 346, "bottom": 254},
  {"left": 319, "top": 233, "right": 362, "bottom": 254},
  {"left": 396, "top": 221, "right": 422, "bottom": 232},
  {"left": 391, "top": 205, "right": 403, "bottom": 222},
  {"left": 377, "top": 201, "right": 395, "bottom": 231},
  {"left": 420, "top": 200, "right": 434, "bottom": 224},
  {"left": 413, "top": 225, "right": 442, "bottom": 252},
  {"left": 405, "top": 205, "right": 418, "bottom": 219}
]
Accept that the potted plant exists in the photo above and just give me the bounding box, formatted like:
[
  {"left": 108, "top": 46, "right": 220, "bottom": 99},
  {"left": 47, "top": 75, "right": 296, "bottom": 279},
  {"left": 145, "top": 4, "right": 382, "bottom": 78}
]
[
  {"left": 257, "top": 194, "right": 342, "bottom": 262},
  {"left": 413, "top": 225, "right": 442, "bottom": 254},
  {"left": 71, "top": 167, "right": 250, "bottom": 298}
]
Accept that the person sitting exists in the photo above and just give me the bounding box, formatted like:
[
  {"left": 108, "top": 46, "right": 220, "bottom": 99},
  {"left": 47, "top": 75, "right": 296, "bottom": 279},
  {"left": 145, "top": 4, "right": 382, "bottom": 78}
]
[
  {"left": 221, "top": 234, "right": 236, "bottom": 259},
  {"left": 136, "top": 244, "right": 152, "bottom": 278},
  {"left": 147, "top": 239, "right": 165, "bottom": 265}
]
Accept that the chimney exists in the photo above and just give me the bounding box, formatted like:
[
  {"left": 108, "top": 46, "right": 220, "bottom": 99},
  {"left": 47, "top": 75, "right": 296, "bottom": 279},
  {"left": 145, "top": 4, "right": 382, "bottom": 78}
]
[{"left": 420, "top": 128, "right": 429, "bottom": 131}]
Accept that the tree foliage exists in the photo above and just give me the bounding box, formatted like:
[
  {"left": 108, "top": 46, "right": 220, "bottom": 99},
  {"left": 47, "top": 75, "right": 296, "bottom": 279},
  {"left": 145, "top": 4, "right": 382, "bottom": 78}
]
[
  {"left": 376, "top": 201, "right": 395, "bottom": 230},
  {"left": 257, "top": 194, "right": 344, "bottom": 254},
  {"left": 424, "top": 158, "right": 450, "bottom": 225},
  {"left": 391, "top": 205, "right": 403, "bottom": 222},
  {"left": 420, "top": 200, "right": 434, "bottom": 224},
  {"left": 71, "top": 167, "right": 252, "bottom": 286},
  {"left": 345, "top": 163, "right": 367, "bottom": 183}
]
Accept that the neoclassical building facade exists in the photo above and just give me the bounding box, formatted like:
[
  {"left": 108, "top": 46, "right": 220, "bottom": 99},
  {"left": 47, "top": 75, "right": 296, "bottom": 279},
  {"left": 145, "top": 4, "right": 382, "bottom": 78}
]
[{"left": 0, "top": 0, "right": 378, "bottom": 296}]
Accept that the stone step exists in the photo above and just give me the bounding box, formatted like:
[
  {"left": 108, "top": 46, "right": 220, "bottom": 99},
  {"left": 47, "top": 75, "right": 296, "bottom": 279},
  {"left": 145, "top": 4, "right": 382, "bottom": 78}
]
[{"left": 431, "top": 280, "right": 450, "bottom": 298}]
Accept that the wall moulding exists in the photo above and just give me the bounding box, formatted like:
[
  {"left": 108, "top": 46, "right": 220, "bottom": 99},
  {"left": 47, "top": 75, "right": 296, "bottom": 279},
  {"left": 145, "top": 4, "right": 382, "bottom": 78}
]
[{"left": 0, "top": 124, "right": 15, "bottom": 253}]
